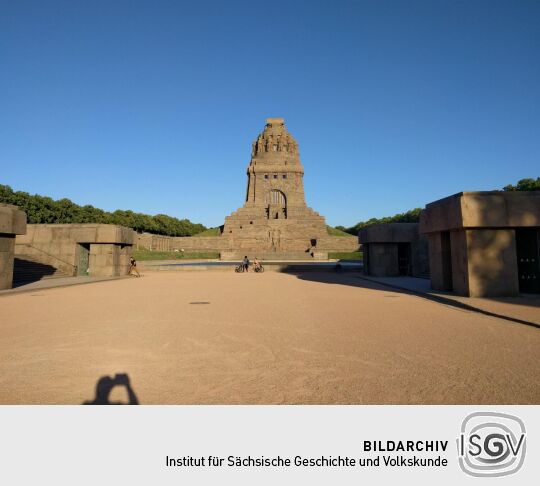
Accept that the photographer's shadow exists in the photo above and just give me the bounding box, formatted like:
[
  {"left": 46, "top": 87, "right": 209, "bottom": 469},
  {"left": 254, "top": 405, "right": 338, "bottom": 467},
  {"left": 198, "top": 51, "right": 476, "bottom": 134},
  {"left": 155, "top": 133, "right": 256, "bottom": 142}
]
[{"left": 83, "top": 373, "right": 139, "bottom": 405}]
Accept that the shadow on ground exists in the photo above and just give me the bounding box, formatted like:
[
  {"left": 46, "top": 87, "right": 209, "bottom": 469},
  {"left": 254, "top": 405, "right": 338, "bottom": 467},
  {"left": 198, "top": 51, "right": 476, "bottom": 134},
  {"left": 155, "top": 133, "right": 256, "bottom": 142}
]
[
  {"left": 12, "top": 258, "right": 58, "bottom": 287},
  {"left": 290, "top": 271, "right": 408, "bottom": 293},
  {"left": 83, "top": 373, "right": 139, "bottom": 405},
  {"left": 289, "top": 271, "right": 540, "bottom": 329}
]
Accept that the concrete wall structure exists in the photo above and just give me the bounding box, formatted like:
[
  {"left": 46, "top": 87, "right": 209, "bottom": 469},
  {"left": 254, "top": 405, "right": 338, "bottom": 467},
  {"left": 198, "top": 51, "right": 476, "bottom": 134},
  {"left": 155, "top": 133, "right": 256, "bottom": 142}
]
[
  {"left": 15, "top": 224, "right": 135, "bottom": 277},
  {"left": 136, "top": 231, "right": 358, "bottom": 255},
  {"left": 420, "top": 191, "right": 540, "bottom": 297},
  {"left": 359, "top": 223, "right": 429, "bottom": 277},
  {"left": 135, "top": 233, "right": 228, "bottom": 252},
  {"left": 0, "top": 204, "right": 27, "bottom": 289}
]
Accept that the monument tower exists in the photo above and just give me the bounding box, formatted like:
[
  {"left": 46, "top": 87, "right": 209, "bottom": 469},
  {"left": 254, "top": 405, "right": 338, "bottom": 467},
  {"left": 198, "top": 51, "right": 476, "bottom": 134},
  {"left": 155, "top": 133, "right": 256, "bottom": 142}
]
[{"left": 222, "top": 118, "right": 328, "bottom": 258}]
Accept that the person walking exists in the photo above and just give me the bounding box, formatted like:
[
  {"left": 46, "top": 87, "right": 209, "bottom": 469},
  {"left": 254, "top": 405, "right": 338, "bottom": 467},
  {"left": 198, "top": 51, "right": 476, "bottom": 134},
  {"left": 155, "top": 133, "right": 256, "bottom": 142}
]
[
  {"left": 242, "top": 255, "right": 250, "bottom": 272},
  {"left": 129, "top": 256, "right": 141, "bottom": 277}
]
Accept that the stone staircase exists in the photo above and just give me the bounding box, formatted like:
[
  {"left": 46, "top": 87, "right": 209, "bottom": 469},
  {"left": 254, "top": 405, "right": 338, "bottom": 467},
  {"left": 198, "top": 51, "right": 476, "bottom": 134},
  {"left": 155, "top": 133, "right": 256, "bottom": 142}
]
[{"left": 13, "top": 256, "right": 71, "bottom": 286}]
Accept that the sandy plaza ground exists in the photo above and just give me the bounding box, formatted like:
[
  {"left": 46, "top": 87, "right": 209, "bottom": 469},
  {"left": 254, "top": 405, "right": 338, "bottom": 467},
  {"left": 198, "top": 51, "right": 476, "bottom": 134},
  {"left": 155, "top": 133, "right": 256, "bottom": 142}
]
[{"left": 0, "top": 271, "right": 539, "bottom": 405}]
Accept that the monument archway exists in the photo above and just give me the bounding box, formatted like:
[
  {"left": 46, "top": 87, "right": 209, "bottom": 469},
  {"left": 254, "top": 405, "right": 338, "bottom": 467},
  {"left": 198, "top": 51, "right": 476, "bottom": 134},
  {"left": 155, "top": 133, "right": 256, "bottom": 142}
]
[{"left": 265, "top": 190, "right": 287, "bottom": 219}]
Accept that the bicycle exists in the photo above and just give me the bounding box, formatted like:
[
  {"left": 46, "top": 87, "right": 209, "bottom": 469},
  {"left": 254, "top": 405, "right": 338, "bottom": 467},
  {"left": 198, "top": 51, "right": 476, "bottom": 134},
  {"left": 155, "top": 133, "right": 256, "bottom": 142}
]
[{"left": 254, "top": 264, "right": 264, "bottom": 273}]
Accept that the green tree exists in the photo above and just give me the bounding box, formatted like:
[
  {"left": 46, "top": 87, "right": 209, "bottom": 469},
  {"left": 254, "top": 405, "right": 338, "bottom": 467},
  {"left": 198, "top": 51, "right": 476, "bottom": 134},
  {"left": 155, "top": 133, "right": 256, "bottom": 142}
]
[
  {"left": 0, "top": 184, "right": 207, "bottom": 236},
  {"left": 343, "top": 208, "right": 423, "bottom": 235},
  {"left": 503, "top": 177, "right": 540, "bottom": 192}
]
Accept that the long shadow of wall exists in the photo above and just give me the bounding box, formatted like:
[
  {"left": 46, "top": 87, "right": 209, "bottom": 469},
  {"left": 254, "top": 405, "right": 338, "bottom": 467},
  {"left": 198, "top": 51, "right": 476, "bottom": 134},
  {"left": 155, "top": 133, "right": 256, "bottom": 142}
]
[
  {"left": 290, "top": 270, "right": 399, "bottom": 292},
  {"left": 290, "top": 271, "right": 540, "bottom": 328}
]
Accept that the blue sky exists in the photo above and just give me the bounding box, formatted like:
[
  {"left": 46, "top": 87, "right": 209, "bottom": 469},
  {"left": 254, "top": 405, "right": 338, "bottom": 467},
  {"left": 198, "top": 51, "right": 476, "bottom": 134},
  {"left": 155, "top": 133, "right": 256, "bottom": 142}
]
[{"left": 1, "top": 0, "right": 539, "bottom": 227}]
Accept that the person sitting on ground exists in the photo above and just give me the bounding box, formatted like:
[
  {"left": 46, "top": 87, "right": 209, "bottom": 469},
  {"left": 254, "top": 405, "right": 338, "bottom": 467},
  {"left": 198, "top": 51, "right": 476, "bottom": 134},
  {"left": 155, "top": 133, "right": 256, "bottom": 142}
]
[
  {"left": 129, "top": 257, "right": 141, "bottom": 277},
  {"left": 253, "top": 257, "right": 261, "bottom": 271},
  {"left": 242, "top": 255, "right": 250, "bottom": 272}
]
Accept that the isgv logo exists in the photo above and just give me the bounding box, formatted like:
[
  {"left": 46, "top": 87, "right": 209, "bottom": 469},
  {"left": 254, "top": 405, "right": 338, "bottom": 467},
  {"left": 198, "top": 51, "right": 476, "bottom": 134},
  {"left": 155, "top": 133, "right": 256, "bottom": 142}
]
[{"left": 457, "top": 412, "right": 526, "bottom": 477}]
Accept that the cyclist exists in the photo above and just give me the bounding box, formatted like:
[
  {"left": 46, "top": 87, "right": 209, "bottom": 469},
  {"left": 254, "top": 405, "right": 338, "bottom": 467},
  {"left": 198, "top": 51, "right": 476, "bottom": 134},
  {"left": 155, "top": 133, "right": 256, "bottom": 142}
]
[{"left": 253, "top": 257, "right": 261, "bottom": 272}]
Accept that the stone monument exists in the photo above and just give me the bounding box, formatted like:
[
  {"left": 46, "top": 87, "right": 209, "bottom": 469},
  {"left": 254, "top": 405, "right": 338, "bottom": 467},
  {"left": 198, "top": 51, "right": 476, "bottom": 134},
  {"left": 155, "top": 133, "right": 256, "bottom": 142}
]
[
  {"left": 134, "top": 117, "right": 359, "bottom": 259},
  {"left": 221, "top": 118, "right": 329, "bottom": 259}
]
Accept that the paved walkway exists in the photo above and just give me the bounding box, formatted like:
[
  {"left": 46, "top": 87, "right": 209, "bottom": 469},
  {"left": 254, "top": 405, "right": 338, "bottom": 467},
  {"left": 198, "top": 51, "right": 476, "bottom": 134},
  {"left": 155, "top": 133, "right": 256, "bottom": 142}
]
[
  {"left": 1, "top": 276, "right": 128, "bottom": 296},
  {"left": 139, "top": 260, "right": 362, "bottom": 273},
  {"left": 0, "top": 271, "right": 538, "bottom": 404},
  {"left": 356, "top": 275, "right": 540, "bottom": 327}
]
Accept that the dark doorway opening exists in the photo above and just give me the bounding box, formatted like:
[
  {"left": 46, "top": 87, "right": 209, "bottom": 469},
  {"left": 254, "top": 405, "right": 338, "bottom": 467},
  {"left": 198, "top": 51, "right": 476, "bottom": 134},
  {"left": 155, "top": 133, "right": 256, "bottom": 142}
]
[
  {"left": 364, "top": 245, "right": 370, "bottom": 274},
  {"left": 397, "top": 243, "right": 411, "bottom": 276},
  {"left": 516, "top": 228, "right": 540, "bottom": 294},
  {"left": 441, "top": 231, "right": 453, "bottom": 291},
  {"left": 77, "top": 243, "right": 90, "bottom": 276}
]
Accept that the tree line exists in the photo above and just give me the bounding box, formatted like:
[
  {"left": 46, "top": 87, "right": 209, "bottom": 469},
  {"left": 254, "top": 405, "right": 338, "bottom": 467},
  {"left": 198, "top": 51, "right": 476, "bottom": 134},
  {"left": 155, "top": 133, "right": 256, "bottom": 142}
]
[
  {"left": 2, "top": 177, "right": 537, "bottom": 237},
  {"left": 502, "top": 177, "right": 540, "bottom": 192},
  {"left": 336, "top": 208, "right": 423, "bottom": 236},
  {"left": 338, "top": 177, "right": 539, "bottom": 235},
  {"left": 0, "top": 184, "right": 207, "bottom": 237}
]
